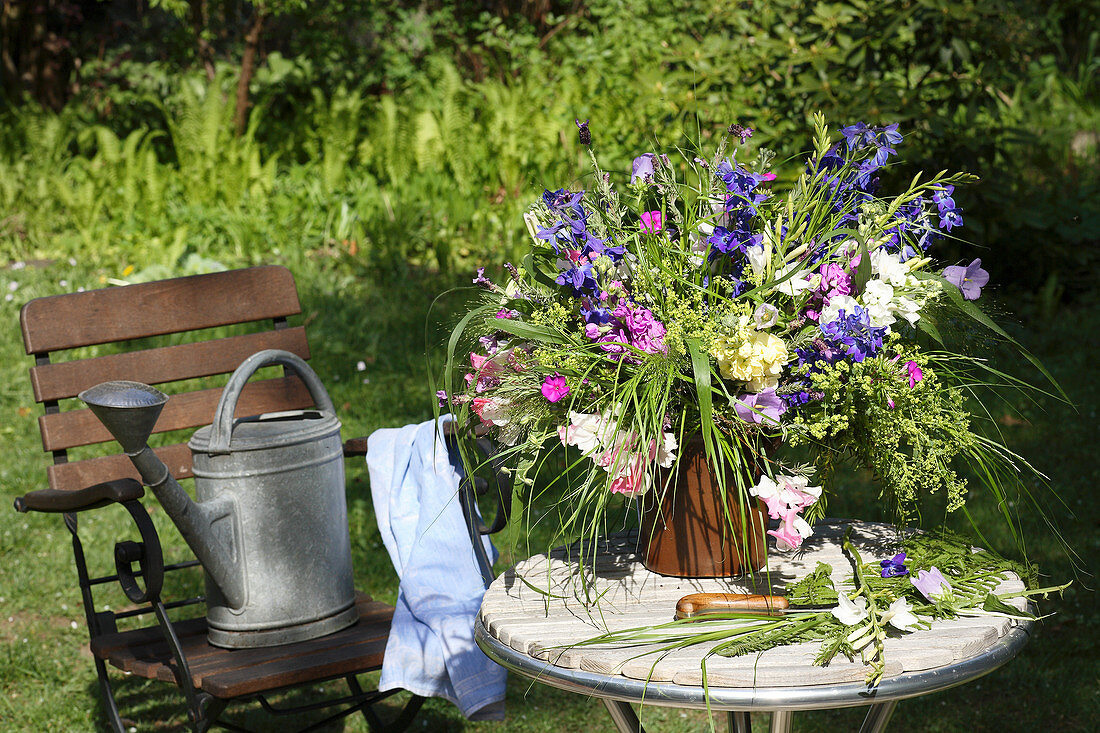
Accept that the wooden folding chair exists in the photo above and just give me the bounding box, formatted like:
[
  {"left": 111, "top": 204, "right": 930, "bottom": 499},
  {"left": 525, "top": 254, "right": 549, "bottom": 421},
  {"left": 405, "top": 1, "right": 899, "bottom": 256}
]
[{"left": 12, "top": 266, "right": 510, "bottom": 732}]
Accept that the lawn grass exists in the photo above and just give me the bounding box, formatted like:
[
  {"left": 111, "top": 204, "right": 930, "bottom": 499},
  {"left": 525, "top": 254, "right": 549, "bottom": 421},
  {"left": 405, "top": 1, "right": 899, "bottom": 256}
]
[{"left": 0, "top": 257, "right": 1096, "bottom": 731}]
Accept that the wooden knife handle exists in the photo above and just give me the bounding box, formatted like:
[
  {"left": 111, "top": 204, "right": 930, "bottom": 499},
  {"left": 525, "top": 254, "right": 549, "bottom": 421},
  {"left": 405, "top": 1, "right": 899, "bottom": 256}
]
[{"left": 675, "top": 593, "right": 790, "bottom": 619}]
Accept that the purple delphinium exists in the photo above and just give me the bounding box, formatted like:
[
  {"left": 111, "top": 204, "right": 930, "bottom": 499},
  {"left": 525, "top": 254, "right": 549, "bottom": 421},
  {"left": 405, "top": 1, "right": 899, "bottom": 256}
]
[
  {"left": 728, "top": 123, "right": 754, "bottom": 144},
  {"left": 631, "top": 153, "right": 658, "bottom": 185},
  {"left": 734, "top": 389, "right": 788, "bottom": 425},
  {"left": 933, "top": 184, "right": 964, "bottom": 232},
  {"left": 819, "top": 306, "right": 886, "bottom": 362},
  {"left": 942, "top": 258, "right": 989, "bottom": 300},
  {"left": 880, "top": 552, "right": 909, "bottom": 578}
]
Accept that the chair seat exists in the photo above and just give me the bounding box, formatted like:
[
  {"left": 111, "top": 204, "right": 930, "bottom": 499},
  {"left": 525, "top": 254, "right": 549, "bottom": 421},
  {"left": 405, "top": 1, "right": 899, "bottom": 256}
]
[{"left": 90, "top": 594, "right": 394, "bottom": 699}]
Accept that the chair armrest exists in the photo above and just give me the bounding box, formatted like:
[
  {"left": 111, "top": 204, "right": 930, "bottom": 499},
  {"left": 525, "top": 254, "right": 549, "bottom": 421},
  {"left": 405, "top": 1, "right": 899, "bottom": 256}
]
[{"left": 14, "top": 478, "right": 145, "bottom": 514}]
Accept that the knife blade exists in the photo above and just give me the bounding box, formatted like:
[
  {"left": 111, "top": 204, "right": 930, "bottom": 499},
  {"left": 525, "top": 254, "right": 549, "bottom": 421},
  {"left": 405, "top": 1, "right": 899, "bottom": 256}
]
[{"left": 674, "top": 592, "right": 835, "bottom": 619}]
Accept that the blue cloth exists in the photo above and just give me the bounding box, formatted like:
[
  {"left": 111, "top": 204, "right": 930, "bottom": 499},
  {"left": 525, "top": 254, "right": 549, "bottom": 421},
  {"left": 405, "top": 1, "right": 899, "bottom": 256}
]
[{"left": 366, "top": 415, "right": 506, "bottom": 720}]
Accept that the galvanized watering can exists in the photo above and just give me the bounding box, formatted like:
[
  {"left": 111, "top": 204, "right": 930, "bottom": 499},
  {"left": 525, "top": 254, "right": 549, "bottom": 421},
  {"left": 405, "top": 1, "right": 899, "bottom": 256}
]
[{"left": 79, "top": 349, "right": 358, "bottom": 648}]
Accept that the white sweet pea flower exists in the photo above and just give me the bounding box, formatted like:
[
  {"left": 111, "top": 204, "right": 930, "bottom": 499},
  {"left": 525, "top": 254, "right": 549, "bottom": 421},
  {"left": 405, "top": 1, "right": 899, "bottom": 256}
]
[
  {"left": 831, "top": 593, "right": 869, "bottom": 625},
  {"left": 880, "top": 597, "right": 922, "bottom": 631}
]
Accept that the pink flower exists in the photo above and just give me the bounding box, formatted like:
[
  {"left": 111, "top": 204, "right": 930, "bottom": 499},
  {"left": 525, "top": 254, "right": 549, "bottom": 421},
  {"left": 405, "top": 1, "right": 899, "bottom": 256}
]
[
  {"left": 818, "top": 262, "right": 852, "bottom": 302},
  {"left": 906, "top": 360, "right": 923, "bottom": 388},
  {"left": 471, "top": 397, "right": 510, "bottom": 427},
  {"left": 640, "top": 211, "right": 663, "bottom": 233},
  {"left": 541, "top": 373, "right": 570, "bottom": 403}
]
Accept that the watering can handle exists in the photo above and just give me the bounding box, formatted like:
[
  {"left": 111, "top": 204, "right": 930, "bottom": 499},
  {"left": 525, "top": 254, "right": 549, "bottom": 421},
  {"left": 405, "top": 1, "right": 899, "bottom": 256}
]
[{"left": 208, "top": 349, "right": 336, "bottom": 455}]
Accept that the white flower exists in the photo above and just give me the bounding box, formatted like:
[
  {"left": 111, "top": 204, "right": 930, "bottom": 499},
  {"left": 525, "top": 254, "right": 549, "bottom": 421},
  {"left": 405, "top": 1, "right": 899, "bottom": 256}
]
[
  {"left": 558, "top": 411, "right": 607, "bottom": 454},
  {"left": 860, "top": 279, "right": 897, "bottom": 328},
  {"left": 753, "top": 303, "right": 779, "bottom": 329},
  {"left": 746, "top": 243, "right": 770, "bottom": 278},
  {"left": 655, "top": 431, "right": 678, "bottom": 468},
  {"left": 775, "top": 263, "right": 815, "bottom": 296},
  {"left": 831, "top": 593, "right": 869, "bottom": 625},
  {"left": 880, "top": 597, "right": 921, "bottom": 631},
  {"left": 893, "top": 296, "right": 921, "bottom": 325},
  {"left": 870, "top": 248, "right": 909, "bottom": 287},
  {"left": 818, "top": 294, "right": 859, "bottom": 325}
]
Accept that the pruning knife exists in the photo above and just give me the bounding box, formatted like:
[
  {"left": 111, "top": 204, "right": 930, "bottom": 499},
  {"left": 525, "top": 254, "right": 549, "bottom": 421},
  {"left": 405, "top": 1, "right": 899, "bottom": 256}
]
[{"left": 674, "top": 593, "right": 835, "bottom": 620}]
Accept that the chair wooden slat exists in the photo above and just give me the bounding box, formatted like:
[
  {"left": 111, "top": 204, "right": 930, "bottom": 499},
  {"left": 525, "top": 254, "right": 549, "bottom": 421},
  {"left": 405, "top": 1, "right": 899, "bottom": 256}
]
[
  {"left": 21, "top": 266, "right": 301, "bottom": 354},
  {"left": 39, "top": 376, "right": 315, "bottom": 452},
  {"left": 90, "top": 596, "right": 394, "bottom": 698},
  {"left": 29, "top": 327, "right": 311, "bottom": 403},
  {"left": 47, "top": 443, "right": 194, "bottom": 492}
]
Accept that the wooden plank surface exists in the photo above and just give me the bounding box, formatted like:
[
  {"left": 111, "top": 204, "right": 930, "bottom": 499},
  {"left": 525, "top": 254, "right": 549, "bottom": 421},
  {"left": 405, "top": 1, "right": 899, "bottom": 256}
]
[
  {"left": 480, "top": 520, "right": 1027, "bottom": 689},
  {"left": 47, "top": 442, "right": 194, "bottom": 492},
  {"left": 39, "top": 376, "right": 314, "bottom": 451},
  {"left": 91, "top": 595, "right": 395, "bottom": 698},
  {"left": 21, "top": 266, "right": 301, "bottom": 354},
  {"left": 29, "top": 326, "right": 310, "bottom": 402}
]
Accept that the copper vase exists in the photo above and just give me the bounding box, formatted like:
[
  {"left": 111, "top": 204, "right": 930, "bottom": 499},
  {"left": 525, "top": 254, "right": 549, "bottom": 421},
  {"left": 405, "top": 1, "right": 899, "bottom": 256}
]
[{"left": 640, "top": 437, "right": 768, "bottom": 578}]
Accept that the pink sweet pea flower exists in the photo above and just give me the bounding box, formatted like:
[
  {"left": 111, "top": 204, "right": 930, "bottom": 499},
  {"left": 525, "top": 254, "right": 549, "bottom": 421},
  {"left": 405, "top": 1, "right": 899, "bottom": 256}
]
[
  {"left": 640, "top": 211, "right": 663, "bottom": 233},
  {"left": 540, "top": 373, "right": 570, "bottom": 403}
]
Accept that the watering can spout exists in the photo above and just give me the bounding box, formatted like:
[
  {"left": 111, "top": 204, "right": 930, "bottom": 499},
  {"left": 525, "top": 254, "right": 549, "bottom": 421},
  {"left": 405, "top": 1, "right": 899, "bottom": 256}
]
[{"left": 79, "top": 381, "right": 246, "bottom": 610}]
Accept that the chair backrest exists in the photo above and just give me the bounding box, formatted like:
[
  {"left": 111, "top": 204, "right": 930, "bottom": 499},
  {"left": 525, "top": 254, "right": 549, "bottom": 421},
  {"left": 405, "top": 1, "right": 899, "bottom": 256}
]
[{"left": 21, "top": 266, "right": 314, "bottom": 492}]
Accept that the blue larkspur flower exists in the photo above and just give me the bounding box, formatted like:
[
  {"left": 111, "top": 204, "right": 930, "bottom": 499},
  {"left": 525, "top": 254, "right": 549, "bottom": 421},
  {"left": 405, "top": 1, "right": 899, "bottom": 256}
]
[{"left": 819, "top": 306, "right": 886, "bottom": 363}]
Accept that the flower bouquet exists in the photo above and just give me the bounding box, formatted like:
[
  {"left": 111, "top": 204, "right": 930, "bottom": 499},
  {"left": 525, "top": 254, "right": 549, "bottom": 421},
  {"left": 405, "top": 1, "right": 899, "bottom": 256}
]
[{"left": 441, "top": 114, "right": 1055, "bottom": 575}]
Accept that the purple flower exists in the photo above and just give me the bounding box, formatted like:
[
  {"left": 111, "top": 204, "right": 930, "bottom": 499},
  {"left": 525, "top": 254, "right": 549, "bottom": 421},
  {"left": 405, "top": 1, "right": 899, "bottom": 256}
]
[
  {"left": 734, "top": 389, "right": 788, "bottom": 425},
  {"left": 880, "top": 552, "right": 909, "bottom": 578},
  {"left": 942, "top": 258, "right": 989, "bottom": 300},
  {"left": 728, "top": 123, "right": 754, "bottom": 144},
  {"left": 819, "top": 306, "right": 886, "bottom": 362},
  {"left": 473, "top": 267, "right": 492, "bottom": 288},
  {"left": 912, "top": 567, "right": 952, "bottom": 601},
  {"left": 436, "top": 390, "right": 449, "bottom": 408},
  {"left": 631, "top": 153, "right": 658, "bottom": 184},
  {"left": 541, "top": 373, "right": 570, "bottom": 403},
  {"left": 575, "top": 118, "right": 591, "bottom": 146},
  {"left": 906, "top": 360, "right": 923, "bottom": 388}
]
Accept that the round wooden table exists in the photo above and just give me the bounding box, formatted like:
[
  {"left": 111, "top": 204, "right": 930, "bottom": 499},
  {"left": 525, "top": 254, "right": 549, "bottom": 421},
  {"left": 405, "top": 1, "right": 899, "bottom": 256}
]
[{"left": 475, "top": 520, "right": 1032, "bottom": 732}]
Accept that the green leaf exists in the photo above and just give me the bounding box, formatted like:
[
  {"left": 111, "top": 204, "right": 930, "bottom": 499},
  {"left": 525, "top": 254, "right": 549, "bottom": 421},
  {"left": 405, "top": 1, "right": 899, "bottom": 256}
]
[
  {"left": 982, "top": 594, "right": 1034, "bottom": 619},
  {"left": 916, "top": 271, "right": 1069, "bottom": 402},
  {"left": 493, "top": 318, "right": 562, "bottom": 343},
  {"left": 686, "top": 339, "right": 714, "bottom": 450}
]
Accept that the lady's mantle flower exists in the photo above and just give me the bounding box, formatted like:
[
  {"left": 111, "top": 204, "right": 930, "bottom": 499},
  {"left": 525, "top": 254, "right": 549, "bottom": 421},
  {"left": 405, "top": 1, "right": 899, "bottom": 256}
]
[
  {"left": 880, "top": 552, "right": 909, "bottom": 578},
  {"left": 912, "top": 567, "right": 952, "bottom": 602},
  {"left": 541, "top": 373, "right": 570, "bottom": 403},
  {"left": 640, "top": 211, "right": 663, "bottom": 233},
  {"left": 713, "top": 326, "right": 790, "bottom": 391},
  {"left": 880, "top": 597, "right": 921, "bottom": 630},
  {"left": 831, "top": 593, "right": 869, "bottom": 625},
  {"left": 943, "top": 258, "right": 989, "bottom": 300}
]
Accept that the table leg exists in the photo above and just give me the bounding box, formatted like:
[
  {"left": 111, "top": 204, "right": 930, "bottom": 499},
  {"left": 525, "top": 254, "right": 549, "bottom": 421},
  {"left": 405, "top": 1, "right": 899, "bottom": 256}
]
[
  {"left": 858, "top": 700, "right": 898, "bottom": 733},
  {"left": 727, "top": 710, "right": 751, "bottom": 732},
  {"left": 769, "top": 709, "right": 794, "bottom": 733},
  {"left": 601, "top": 698, "right": 647, "bottom": 733}
]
